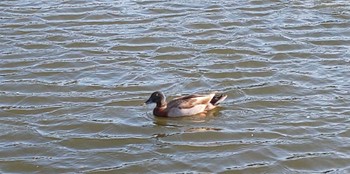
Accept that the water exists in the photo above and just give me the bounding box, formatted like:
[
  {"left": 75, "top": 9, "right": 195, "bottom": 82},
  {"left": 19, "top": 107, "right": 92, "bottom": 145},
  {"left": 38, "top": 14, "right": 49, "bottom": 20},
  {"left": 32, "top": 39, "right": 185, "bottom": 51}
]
[{"left": 1, "top": 0, "right": 350, "bottom": 173}]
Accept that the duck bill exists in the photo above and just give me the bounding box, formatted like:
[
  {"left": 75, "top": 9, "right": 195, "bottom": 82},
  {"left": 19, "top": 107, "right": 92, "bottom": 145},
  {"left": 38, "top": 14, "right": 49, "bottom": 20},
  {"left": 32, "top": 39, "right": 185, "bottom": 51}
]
[{"left": 144, "top": 98, "right": 152, "bottom": 105}]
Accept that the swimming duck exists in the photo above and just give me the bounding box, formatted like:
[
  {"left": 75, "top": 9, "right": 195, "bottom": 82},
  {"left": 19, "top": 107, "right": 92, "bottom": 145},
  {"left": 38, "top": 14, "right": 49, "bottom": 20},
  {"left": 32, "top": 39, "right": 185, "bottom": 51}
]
[{"left": 145, "top": 91, "right": 227, "bottom": 117}]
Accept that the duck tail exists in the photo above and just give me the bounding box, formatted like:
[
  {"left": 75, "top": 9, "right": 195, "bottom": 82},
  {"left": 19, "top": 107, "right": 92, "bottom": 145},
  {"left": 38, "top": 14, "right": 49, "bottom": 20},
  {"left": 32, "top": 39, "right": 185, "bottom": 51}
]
[{"left": 210, "top": 93, "right": 227, "bottom": 105}]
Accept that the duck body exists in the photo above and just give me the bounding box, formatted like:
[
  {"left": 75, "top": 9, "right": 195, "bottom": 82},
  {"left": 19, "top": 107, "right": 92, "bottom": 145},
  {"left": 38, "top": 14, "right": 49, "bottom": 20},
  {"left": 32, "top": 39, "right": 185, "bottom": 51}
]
[{"left": 145, "top": 91, "right": 227, "bottom": 117}]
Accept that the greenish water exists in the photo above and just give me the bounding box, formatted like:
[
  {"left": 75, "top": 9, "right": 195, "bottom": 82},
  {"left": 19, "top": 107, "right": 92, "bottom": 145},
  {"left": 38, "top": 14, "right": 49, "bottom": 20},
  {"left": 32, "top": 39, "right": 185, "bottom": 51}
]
[{"left": 1, "top": 0, "right": 350, "bottom": 173}]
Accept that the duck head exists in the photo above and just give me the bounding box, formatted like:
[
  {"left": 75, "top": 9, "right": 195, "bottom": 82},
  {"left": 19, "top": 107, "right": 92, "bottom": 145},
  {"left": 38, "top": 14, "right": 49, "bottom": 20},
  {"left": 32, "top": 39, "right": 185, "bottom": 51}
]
[{"left": 145, "top": 91, "right": 166, "bottom": 107}]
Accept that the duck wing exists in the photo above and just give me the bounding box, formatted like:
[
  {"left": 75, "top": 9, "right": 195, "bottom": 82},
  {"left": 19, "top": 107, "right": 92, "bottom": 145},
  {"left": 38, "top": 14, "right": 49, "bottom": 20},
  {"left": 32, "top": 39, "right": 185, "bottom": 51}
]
[
  {"left": 169, "top": 94, "right": 214, "bottom": 108},
  {"left": 166, "top": 93, "right": 215, "bottom": 117}
]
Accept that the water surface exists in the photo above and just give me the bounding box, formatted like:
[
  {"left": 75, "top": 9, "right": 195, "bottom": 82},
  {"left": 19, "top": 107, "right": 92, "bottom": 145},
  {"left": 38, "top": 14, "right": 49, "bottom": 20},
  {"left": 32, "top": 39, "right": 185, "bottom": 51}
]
[{"left": 1, "top": 0, "right": 350, "bottom": 173}]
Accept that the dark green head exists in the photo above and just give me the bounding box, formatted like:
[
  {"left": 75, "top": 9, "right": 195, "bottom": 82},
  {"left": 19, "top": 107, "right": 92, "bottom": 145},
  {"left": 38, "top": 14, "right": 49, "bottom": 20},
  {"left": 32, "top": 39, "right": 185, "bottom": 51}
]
[{"left": 145, "top": 91, "right": 166, "bottom": 106}]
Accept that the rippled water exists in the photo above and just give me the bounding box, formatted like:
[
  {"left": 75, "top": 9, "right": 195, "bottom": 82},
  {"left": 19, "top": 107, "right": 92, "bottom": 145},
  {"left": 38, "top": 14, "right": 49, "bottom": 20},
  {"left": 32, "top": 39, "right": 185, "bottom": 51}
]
[{"left": 1, "top": 0, "right": 350, "bottom": 173}]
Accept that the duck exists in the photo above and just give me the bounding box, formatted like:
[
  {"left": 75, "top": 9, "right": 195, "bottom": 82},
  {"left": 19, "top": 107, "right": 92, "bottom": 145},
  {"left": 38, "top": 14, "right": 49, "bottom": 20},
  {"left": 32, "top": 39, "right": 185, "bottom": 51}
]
[{"left": 144, "top": 91, "right": 227, "bottom": 117}]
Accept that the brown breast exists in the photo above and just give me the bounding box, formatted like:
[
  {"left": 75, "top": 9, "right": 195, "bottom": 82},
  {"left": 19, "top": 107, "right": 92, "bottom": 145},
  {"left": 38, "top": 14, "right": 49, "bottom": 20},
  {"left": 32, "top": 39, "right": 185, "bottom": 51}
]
[{"left": 153, "top": 107, "right": 167, "bottom": 117}]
